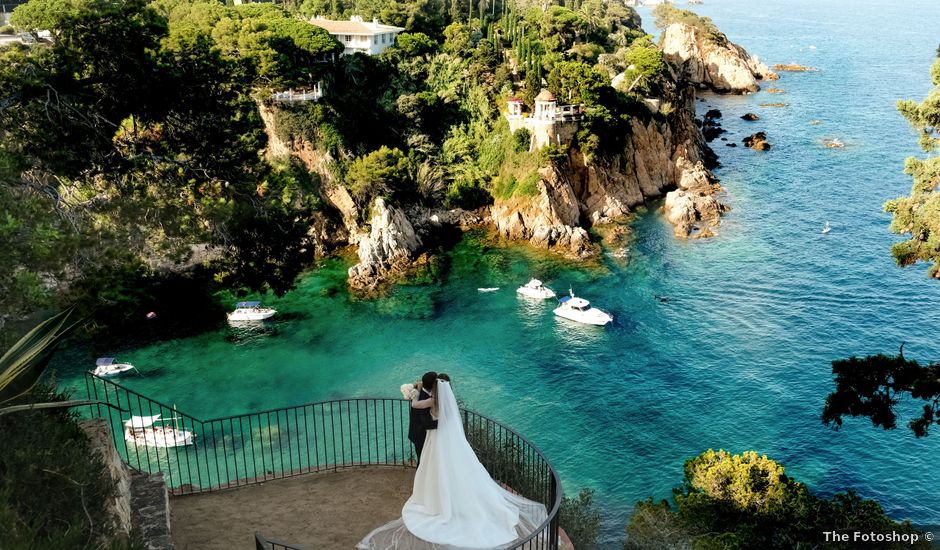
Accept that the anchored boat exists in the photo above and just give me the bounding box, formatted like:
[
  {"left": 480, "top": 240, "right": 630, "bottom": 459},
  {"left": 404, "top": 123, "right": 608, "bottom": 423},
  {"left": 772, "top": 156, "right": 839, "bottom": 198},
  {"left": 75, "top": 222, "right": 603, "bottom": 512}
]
[
  {"left": 92, "top": 357, "right": 137, "bottom": 378},
  {"left": 553, "top": 290, "right": 613, "bottom": 326},
  {"left": 124, "top": 414, "right": 194, "bottom": 448},
  {"left": 227, "top": 301, "right": 276, "bottom": 322},
  {"left": 516, "top": 279, "right": 557, "bottom": 300}
]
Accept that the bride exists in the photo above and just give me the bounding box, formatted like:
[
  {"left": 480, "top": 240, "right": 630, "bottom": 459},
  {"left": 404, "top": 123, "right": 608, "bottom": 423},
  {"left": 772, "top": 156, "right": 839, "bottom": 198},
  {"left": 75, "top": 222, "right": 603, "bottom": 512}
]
[{"left": 357, "top": 375, "right": 548, "bottom": 550}]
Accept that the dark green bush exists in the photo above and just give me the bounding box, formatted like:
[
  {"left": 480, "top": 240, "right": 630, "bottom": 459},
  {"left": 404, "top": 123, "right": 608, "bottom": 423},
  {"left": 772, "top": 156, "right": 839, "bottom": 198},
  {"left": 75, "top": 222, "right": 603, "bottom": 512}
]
[
  {"left": 0, "top": 384, "right": 122, "bottom": 548},
  {"left": 560, "top": 488, "right": 602, "bottom": 549}
]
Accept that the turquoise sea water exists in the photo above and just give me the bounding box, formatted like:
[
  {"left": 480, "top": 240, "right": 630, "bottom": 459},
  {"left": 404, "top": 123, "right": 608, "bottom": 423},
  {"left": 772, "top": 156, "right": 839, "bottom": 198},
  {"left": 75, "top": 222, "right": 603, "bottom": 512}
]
[{"left": 52, "top": 0, "right": 940, "bottom": 545}]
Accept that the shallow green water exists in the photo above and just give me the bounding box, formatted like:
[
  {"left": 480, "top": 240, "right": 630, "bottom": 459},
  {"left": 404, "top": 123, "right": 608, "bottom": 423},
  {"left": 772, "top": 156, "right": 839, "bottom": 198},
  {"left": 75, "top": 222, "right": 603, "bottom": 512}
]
[{"left": 51, "top": 0, "right": 940, "bottom": 545}]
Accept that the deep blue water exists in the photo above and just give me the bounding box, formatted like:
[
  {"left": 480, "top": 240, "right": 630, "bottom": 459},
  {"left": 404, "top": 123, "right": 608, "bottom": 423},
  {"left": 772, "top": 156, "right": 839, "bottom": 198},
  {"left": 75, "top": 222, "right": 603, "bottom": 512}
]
[{"left": 53, "top": 0, "right": 940, "bottom": 545}]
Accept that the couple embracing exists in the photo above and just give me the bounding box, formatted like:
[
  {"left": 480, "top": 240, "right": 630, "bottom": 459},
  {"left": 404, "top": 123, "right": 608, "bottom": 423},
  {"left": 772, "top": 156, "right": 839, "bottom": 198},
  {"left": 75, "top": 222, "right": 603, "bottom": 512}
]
[
  {"left": 407, "top": 371, "right": 448, "bottom": 463},
  {"left": 357, "top": 372, "right": 547, "bottom": 550}
]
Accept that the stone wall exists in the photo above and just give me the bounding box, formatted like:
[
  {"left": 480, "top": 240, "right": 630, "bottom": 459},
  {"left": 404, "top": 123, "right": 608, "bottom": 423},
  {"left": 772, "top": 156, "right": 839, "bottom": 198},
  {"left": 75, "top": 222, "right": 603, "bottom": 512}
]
[
  {"left": 506, "top": 115, "right": 580, "bottom": 151},
  {"left": 81, "top": 419, "right": 132, "bottom": 536}
]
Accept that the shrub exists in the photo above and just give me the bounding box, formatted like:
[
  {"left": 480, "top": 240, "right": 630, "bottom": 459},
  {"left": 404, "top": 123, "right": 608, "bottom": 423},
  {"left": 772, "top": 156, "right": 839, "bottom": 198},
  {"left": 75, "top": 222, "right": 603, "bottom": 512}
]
[
  {"left": 560, "top": 488, "right": 602, "bottom": 549},
  {"left": 512, "top": 128, "right": 531, "bottom": 153},
  {"left": 492, "top": 175, "right": 517, "bottom": 201},
  {"left": 0, "top": 25, "right": 14, "bottom": 35},
  {"left": 515, "top": 171, "right": 541, "bottom": 197},
  {"left": 0, "top": 383, "right": 128, "bottom": 548},
  {"left": 625, "top": 450, "right": 931, "bottom": 549}
]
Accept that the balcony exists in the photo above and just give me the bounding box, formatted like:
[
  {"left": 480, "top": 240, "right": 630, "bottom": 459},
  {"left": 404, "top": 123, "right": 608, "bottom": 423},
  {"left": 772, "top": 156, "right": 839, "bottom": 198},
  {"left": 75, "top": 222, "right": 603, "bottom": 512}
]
[{"left": 85, "top": 374, "right": 563, "bottom": 549}]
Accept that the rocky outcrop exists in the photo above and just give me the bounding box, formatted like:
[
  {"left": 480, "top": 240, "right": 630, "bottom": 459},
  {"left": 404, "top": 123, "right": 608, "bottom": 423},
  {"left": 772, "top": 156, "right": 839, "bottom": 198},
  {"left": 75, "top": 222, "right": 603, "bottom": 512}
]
[
  {"left": 490, "top": 166, "right": 593, "bottom": 256},
  {"left": 661, "top": 22, "right": 777, "bottom": 93},
  {"left": 492, "top": 89, "right": 729, "bottom": 241},
  {"left": 664, "top": 158, "right": 728, "bottom": 238},
  {"left": 702, "top": 109, "right": 725, "bottom": 142},
  {"left": 258, "top": 103, "right": 360, "bottom": 253},
  {"left": 348, "top": 198, "right": 424, "bottom": 291},
  {"left": 743, "top": 132, "right": 772, "bottom": 150},
  {"left": 741, "top": 113, "right": 760, "bottom": 121}
]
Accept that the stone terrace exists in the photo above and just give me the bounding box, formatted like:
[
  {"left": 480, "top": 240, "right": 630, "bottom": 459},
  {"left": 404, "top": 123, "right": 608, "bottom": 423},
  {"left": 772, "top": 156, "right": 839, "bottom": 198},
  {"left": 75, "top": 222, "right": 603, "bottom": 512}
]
[{"left": 170, "top": 467, "right": 414, "bottom": 549}]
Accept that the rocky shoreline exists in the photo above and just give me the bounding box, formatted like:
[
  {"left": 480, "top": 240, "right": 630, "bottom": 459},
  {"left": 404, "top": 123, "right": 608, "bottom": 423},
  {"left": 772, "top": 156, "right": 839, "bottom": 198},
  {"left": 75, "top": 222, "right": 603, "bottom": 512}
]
[{"left": 260, "top": 15, "right": 782, "bottom": 292}]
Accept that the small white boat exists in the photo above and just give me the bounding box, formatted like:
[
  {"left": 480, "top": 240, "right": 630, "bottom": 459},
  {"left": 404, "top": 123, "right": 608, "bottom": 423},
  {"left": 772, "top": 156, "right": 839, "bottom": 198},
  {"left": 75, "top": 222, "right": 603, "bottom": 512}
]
[
  {"left": 822, "top": 221, "right": 831, "bottom": 234},
  {"left": 553, "top": 290, "right": 613, "bottom": 326},
  {"left": 478, "top": 287, "right": 500, "bottom": 292},
  {"left": 227, "top": 301, "right": 276, "bottom": 322},
  {"left": 124, "top": 415, "right": 194, "bottom": 448},
  {"left": 516, "top": 279, "right": 556, "bottom": 300},
  {"left": 92, "top": 357, "right": 137, "bottom": 378}
]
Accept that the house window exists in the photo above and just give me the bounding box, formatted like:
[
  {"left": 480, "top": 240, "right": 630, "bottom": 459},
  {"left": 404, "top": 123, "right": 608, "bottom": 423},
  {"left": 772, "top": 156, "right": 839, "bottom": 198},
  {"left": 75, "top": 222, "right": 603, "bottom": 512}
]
[
  {"left": 374, "top": 36, "right": 378, "bottom": 44},
  {"left": 344, "top": 35, "right": 351, "bottom": 42},
  {"left": 382, "top": 34, "right": 386, "bottom": 44}
]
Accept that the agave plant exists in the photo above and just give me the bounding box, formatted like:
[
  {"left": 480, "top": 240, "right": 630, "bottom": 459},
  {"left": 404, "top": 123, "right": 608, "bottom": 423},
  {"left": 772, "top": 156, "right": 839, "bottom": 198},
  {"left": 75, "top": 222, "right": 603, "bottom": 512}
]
[{"left": 0, "top": 309, "right": 98, "bottom": 416}]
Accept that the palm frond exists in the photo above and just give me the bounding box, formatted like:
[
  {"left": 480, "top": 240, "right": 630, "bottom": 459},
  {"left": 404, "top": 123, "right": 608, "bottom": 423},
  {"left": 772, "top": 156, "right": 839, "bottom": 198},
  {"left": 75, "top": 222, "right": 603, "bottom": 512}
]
[{"left": 0, "top": 309, "right": 78, "bottom": 405}]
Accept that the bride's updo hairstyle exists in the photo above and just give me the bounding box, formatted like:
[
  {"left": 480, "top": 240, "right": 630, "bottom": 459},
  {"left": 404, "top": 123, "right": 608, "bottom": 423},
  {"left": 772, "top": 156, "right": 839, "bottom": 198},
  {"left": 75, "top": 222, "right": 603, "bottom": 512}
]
[{"left": 437, "top": 373, "right": 450, "bottom": 383}]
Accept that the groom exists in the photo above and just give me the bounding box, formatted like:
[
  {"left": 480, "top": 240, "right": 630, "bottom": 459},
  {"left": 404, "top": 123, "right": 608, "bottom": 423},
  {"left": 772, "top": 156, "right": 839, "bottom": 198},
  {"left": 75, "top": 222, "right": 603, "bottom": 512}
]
[{"left": 408, "top": 371, "right": 438, "bottom": 463}]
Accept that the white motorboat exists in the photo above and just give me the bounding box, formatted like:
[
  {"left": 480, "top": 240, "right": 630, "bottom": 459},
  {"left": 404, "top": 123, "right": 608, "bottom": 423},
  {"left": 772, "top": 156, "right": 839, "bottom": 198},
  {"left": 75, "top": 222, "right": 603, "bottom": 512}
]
[
  {"left": 516, "top": 279, "right": 556, "bottom": 300},
  {"left": 822, "top": 221, "right": 831, "bottom": 234},
  {"left": 124, "top": 415, "right": 194, "bottom": 448},
  {"left": 553, "top": 291, "right": 613, "bottom": 326},
  {"left": 227, "top": 301, "right": 276, "bottom": 322},
  {"left": 92, "top": 357, "right": 137, "bottom": 378},
  {"left": 478, "top": 287, "right": 500, "bottom": 292}
]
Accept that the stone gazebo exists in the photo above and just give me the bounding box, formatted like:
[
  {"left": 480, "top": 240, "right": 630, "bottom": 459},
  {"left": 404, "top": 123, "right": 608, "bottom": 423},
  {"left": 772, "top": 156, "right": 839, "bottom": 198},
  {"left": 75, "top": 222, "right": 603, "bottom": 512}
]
[{"left": 505, "top": 89, "right": 582, "bottom": 151}]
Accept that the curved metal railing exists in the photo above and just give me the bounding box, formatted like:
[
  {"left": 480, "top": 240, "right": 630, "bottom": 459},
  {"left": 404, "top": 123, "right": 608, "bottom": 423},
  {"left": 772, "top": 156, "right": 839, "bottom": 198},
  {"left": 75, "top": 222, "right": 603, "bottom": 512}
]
[{"left": 85, "top": 373, "right": 562, "bottom": 550}]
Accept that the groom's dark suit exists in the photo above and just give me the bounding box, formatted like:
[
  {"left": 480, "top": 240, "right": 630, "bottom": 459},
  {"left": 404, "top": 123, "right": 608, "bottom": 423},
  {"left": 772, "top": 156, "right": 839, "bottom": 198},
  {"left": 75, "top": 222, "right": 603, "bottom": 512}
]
[{"left": 408, "top": 387, "right": 437, "bottom": 463}]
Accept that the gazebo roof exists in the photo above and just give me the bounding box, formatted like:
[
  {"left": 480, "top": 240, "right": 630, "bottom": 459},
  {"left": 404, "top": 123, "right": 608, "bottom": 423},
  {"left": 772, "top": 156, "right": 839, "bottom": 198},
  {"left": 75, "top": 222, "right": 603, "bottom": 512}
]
[
  {"left": 535, "top": 89, "right": 556, "bottom": 102},
  {"left": 508, "top": 97, "right": 524, "bottom": 103}
]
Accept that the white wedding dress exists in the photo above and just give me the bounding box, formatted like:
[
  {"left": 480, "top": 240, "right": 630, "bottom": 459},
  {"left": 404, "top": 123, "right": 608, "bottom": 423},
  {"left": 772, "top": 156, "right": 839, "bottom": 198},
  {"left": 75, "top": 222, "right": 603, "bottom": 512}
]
[{"left": 357, "top": 381, "right": 547, "bottom": 550}]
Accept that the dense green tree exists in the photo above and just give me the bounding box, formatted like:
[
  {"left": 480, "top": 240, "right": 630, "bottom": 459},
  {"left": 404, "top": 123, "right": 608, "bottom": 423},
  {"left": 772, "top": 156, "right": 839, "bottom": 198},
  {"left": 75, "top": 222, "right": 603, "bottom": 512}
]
[
  {"left": 378, "top": 0, "right": 447, "bottom": 36},
  {"left": 547, "top": 60, "right": 607, "bottom": 104},
  {"left": 823, "top": 348, "right": 940, "bottom": 437},
  {"left": 157, "top": 0, "right": 342, "bottom": 88},
  {"left": 626, "top": 450, "right": 929, "bottom": 549},
  {"left": 345, "top": 146, "right": 413, "bottom": 204},
  {"left": 0, "top": 0, "right": 333, "bottom": 331},
  {"left": 823, "top": 51, "right": 940, "bottom": 440},
  {"left": 443, "top": 21, "right": 472, "bottom": 55},
  {"left": 884, "top": 52, "right": 940, "bottom": 278}
]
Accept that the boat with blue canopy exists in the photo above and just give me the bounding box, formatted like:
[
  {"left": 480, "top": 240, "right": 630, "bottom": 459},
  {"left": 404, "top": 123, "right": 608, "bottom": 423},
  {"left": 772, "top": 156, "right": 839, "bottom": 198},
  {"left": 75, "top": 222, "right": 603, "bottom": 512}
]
[{"left": 553, "top": 290, "right": 613, "bottom": 326}]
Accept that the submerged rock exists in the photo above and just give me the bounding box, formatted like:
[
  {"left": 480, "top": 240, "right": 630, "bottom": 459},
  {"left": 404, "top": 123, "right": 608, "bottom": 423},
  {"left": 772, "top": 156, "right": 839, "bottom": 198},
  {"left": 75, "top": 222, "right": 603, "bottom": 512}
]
[
  {"left": 773, "top": 63, "right": 818, "bottom": 72},
  {"left": 743, "top": 132, "right": 772, "bottom": 150}
]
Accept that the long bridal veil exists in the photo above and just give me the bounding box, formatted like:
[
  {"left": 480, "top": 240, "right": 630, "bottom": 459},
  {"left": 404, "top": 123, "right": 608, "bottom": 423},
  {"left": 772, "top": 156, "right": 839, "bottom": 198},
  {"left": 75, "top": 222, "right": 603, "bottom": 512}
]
[{"left": 357, "top": 381, "right": 548, "bottom": 550}]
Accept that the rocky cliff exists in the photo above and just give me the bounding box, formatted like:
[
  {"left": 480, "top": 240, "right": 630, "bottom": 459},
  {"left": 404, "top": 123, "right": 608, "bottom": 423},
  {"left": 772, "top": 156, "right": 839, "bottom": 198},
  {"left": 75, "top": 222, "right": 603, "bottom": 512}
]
[
  {"left": 491, "top": 88, "right": 727, "bottom": 245},
  {"left": 262, "top": 83, "right": 725, "bottom": 289},
  {"left": 661, "top": 22, "right": 777, "bottom": 93},
  {"left": 258, "top": 104, "right": 359, "bottom": 255},
  {"left": 347, "top": 198, "right": 424, "bottom": 291}
]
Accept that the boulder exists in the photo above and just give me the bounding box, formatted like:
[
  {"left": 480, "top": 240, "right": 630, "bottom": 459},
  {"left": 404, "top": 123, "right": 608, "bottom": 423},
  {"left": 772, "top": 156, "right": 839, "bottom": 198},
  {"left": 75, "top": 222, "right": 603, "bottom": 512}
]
[
  {"left": 741, "top": 113, "right": 760, "bottom": 121},
  {"left": 743, "top": 132, "right": 771, "bottom": 150}
]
